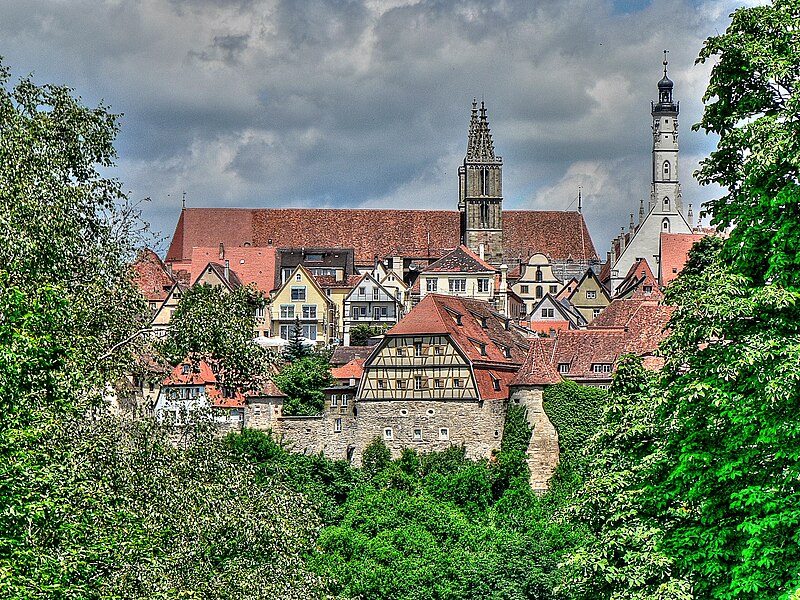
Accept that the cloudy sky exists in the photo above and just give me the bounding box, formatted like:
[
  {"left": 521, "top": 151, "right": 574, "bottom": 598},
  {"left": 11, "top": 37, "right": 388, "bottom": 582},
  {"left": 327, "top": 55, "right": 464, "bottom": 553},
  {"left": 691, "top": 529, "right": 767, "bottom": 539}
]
[{"left": 1, "top": 0, "right": 750, "bottom": 255}]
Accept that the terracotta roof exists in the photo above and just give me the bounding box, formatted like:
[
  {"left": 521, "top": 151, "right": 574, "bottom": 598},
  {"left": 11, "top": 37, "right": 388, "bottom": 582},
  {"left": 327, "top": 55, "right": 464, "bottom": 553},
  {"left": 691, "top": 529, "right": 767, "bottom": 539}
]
[
  {"left": 331, "top": 345, "right": 379, "bottom": 366},
  {"left": 422, "top": 245, "right": 498, "bottom": 274},
  {"left": 555, "top": 278, "right": 579, "bottom": 301},
  {"left": 196, "top": 261, "right": 244, "bottom": 290},
  {"left": 190, "top": 246, "right": 276, "bottom": 292},
  {"left": 245, "top": 379, "right": 287, "bottom": 398},
  {"left": 502, "top": 211, "right": 598, "bottom": 263},
  {"left": 162, "top": 360, "right": 217, "bottom": 386},
  {"left": 314, "top": 274, "right": 363, "bottom": 289},
  {"left": 331, "top": 358, "right": 365, "bottom": 381},
  {"left": 659, "top": 233, "right": 707, "bottom": 286},
  {"left": 387, "top": 294, "right": 530, "bottom": 365},
  {"left": 511, "top": 337, "right": 562, "bottom": 386},
  {"left": 166, "top": 207, "right": 598, "bottom": 267},
  {"left": 132, "top": 248, "right": 175, "bottom": 302},
  {"left": 614, "top": 258, "right": 663, "bottom": 301}
]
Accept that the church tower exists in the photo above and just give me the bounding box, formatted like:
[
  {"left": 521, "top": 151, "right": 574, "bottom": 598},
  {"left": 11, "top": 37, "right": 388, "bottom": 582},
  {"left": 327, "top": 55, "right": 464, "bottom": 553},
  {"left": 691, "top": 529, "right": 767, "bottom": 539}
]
[
  {"left": 459, "top": 100, "right": 503, "bottom": 264},
  {"left": 651, "top": 51, "right": 682, "bottom": 217}
]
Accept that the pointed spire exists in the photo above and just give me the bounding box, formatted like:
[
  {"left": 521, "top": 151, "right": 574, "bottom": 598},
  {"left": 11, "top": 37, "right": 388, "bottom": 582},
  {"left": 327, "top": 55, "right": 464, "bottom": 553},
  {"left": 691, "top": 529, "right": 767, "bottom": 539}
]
[
  {"left": 629, "top": 213, "right": 635, "bottom": 232},
  {"left": 466, "top": 100, "right": 499, "bottom": 163},
  {"left": 639, "top": 198, "right": 645, "bottom": 223}
]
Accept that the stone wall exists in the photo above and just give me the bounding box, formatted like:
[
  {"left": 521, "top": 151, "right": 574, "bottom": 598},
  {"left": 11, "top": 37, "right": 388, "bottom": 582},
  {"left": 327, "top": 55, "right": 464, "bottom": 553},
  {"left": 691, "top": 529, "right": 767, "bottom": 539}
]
[{"left": 509, "top": 386, "right": 560, "bottom": 492}]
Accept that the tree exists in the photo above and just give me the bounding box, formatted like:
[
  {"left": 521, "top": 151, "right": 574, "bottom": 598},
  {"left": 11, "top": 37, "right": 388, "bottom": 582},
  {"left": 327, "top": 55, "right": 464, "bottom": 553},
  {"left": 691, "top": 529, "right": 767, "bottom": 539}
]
[
  {"left": 284, "top": 317, "right": 312, "bottom": 361},
  {"left": 163, "top": 283, "right": 269, "bottom": 391},
  {"left": 694, "top": 0, "right": 800, "bottom": 285},
  {"left": 350, "top": 324, "right": 385, "bottom": 346},
  {"left": 273, "top": 355, "right": 333, "bottom": 416}
]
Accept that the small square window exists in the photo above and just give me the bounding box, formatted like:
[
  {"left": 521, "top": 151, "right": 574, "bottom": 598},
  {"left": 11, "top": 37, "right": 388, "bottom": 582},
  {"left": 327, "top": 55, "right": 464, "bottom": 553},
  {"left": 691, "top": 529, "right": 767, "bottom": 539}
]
[
  {"left": 439, "top": 428, "right": 449, "bottom": 441},
  {"left": 453, "top": 379, "right": 462, "bottom": 388},
  {"left": 426, "top": 278, "right": 437, "bottom": 292},
  {"left": 384, "top": 428, "right": 393, "bottom": 440},
  {"left": 558, "top": 363, "right": 570, "bottom": 374},
  {"left": 434, "top": 346, "right": 444, "bottom": 356},
  {"left": 181, "top": 364, "right": 190, "bottom": 375},
  {"left": 377, "top": 380, "right": 386, "bottom": 389},
  {"left": 586, "top": 290, "right": 597, "bottom": 300},
  {"left": 396, "top": 346, "right": 406, "bottom": 356},
  {"left": 397, "top": 380, "right": 407, "bottom": 389},
  {"left": 413, "top": 429, "right": 422, "bottom": 441},
  {"left": 295, "top": 273, "right": 302, "bottom": 281},
  {"left": 434, "top": 379, "right": 444, "bottom": 388},
  {"left": 520, "top": 285, "right": 529, "bottom": 294}
]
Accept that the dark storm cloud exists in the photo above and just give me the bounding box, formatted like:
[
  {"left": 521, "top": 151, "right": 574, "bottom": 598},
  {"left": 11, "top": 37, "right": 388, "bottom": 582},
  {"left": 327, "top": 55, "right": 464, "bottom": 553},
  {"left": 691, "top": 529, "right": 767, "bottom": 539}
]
[{"left": 0, "top": 0, "right": 748, "bottom": 252}]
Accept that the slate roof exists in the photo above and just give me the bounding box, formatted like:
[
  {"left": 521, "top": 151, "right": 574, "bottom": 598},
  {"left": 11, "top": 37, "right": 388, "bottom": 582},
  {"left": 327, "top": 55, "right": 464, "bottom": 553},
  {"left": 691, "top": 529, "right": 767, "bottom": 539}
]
[
  {"left": 422, "top": 245, "right": 498, "bottom": 274},
  {"left": 659, "top": 233, "right": 707, "bottom": 286},
  {"left": 190, "top": 246, "right": 276, "bottom": 292},
  {"left": 166, "top": 207, "right": 598, "bottom": 267},
  {"left": 331, "top": 346, "right": 379, "bottom": 366}
]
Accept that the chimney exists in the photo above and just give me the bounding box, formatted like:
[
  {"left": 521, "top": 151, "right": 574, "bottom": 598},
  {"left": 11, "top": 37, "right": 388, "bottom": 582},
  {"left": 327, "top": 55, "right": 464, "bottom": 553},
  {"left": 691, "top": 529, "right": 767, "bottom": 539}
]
[
  {"left": 224, "top": 259, "right": 230, "bottom": 281},
  {"left": 219, "top": 242, "right": 225, "bottom": 260},
  {"left": 392, "top": 256, "right": 403, "bottom": 273}
]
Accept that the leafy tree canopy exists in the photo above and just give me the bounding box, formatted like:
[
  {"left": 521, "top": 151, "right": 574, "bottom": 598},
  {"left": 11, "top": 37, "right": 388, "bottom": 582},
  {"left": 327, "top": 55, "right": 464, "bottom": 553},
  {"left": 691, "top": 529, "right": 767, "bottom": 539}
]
[
  {"left": 349, "top": 324, "right": 386, "bottom": 346},
  {"left": 273, "top": 355, "right": 334, "bottom": 416}
]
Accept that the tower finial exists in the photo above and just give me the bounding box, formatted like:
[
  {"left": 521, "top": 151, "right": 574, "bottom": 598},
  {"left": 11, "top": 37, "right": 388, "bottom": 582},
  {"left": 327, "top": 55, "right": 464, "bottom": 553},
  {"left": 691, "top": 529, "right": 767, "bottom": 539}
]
[{"left": 663, "top": 49, "right": 669, "bottom": 75}]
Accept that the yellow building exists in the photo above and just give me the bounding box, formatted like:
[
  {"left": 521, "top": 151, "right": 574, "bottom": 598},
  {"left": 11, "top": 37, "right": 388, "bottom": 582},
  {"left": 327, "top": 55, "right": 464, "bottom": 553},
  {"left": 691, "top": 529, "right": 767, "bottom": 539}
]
[{"left": 270, "top": 264, "right": 335, "bottom": 345}]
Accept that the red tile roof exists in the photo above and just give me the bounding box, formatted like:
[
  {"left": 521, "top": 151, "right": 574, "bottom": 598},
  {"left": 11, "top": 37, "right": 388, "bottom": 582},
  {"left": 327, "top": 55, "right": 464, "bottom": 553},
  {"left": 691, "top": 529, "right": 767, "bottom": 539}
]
[
  {"left": 511, "top": 337, "right": 562, "bottom": 386},
  {"left": 166, "top": 207, "right": 598, "bottom": 267},
  {"left": 331, "top": 345, "right": 379, "bottom": 366},
  {"left": 190, "top": 246, "right": 276, "bottom": 292},
  {"left": 331, "top": 358, "right": 365, "bottom": 381},
  {"left": 613, "top": 258, "right": 663, "bottom": 302},
  {"left": 659, "top": 233, "right": 707, "bottom": 286},
  {"left": 245, "top": 379, "right": 287, "bottom": 399},
  {"left": 132, "top": 248, "right": 175, "bottom": 302},
  {"left": 314, "top": 274, "right": 363, "bottom": 289},
  {"left": 423, "top": 245, "right": 498, "bottom": 274},
  {"left": 387, "top": 294, "right": 531, "bottom": 366},
  {"left": 162, "top": 360, "right": 217, "bottom": 386}
]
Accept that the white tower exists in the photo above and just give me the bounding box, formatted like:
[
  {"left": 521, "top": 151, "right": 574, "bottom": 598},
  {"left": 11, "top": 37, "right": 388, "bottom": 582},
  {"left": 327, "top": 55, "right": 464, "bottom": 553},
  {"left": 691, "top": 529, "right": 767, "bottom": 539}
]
[{"left": 651, "top": 51, "right": 681, "bottom": 217}]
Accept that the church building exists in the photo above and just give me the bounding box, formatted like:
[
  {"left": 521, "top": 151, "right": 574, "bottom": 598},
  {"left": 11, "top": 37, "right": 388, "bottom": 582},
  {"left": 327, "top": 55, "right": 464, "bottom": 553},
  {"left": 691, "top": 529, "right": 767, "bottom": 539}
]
[{"left": 605, "top": 54, "right": 694, "bottom": 295}]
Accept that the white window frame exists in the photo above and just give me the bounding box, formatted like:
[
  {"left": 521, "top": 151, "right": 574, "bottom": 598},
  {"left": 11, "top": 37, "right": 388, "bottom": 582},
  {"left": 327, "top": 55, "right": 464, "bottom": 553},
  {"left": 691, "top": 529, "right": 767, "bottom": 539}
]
[
  {"left": 290, "top": 286, "right": 306, "bottom": 301},
  {"left": 439, "top": 428, "right": 449, "bottom": 441}
]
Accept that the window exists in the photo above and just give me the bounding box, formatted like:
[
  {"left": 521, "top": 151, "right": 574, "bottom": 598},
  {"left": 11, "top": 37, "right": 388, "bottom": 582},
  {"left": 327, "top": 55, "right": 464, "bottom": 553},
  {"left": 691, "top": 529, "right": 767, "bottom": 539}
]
[
  {"left": 558, "top": 363, "right": 570, "bottom": 374},
  {"left": 492, "top": 377, "right": 501, "bottom": 392},
  {"left": 373, "top": 288, "right": 380, "bottom": 300},
  {"left": 541, "top": 308, "right": 554, "bottom": 318},
  {"left": 384, "top": 428, "right": 393, "bottom": 440},
  {"left": 414, "top": 376, "right": 427, "bottom": 390},
  {"left": 330, "top": 394, "right": 338, "bottom": 407},
  {"left": 663, "top": 161, "right": 671, "bottom": 180},
  {"left": 396, "top": 346, "right": 406, "bottom": 356},
  {"left": 520, "top": 285, "right": 529, "bottom": 294},
  {"left": 290, "top": 286, "right": 306, "bottom": 301},
  {"left": 663, "top": 196, "right": 670, "bottom": 210},
  {"left": 453, "top": 378, "right": 462, "bottom": 388},
  {"left": 341, "top": 395, "right": 349, "bottom": 407},
  {"left": 643, "top": 285, "right": 653, "bottom": 295},
  {"left": 414, "top": 341, "right": 423, "bottom": 356},
  {"left": 592, "top": 363, "right": 613, "bottom": 373},
  {"left": 439, "top": 428, "right": 449, "bottom": 441},
  {"left": 550, "top": 285, "right": 558, "bottom": 294},
  {"left": 397, "top": 380, "right": 407, "bottom": 389},
  {"left": 536, "top": 286, "right": 543, "bottom": 298},
  {"left": 279, "top": 324, "right": 291, "bottom": 339},
  {"left": 305, "top": 253, "right": 323, "bottom": 262},
  {"left": 254, "top": 306, "right": 265, "bottom": 318},
  {"left": 434, "top": 379, "right": 444, "bottom": 388},
  {"left": 426, "top": 278, "right": 437, "bottom": 292},
  {"left": 449, "top": 278, "right": 466, "bottom": 293},
  {"left": 662, "top": 218, "right": 671, "bottom": 232},
  {"left": 593, "top": 308, "right": 602, "bottom": 318},
  {"left": 334, "top": 418, "right": 342, "bottom": 432},
  {"left": 181, "top": 363, "right": 190, "bottom": 375},
  {"left": 302, "top": 305, "right": 317, "bottom": 319},
  {"left": 280, "top": 304, "right": 295, "bottom": 319},
  {"left": 359, "top": 286, "right": 366, "bottom": 296},
  {"left": 413, "top": 429, "right": 422, "bottom": 441},
  {"left": 477, "top": 278, "right": 491, "bottom": 293},
  {"left": 434, "top": 345, "right": 444, "bottom": 356},
  {"left": 302, "top": 324, "right": 317, "bottom": 340},
  {"left": 535, "top": 269, "right": 543, "bottom": 282},
  {"left": 378, "top": 379, "right": 386, "bottom": 389},
  {"left": 586, "top": 290, "right": 597, "bottom": 300}
]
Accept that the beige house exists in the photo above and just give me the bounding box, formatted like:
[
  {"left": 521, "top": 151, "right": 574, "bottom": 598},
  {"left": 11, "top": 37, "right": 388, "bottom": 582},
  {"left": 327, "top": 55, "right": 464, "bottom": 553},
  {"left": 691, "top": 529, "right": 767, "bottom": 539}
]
[
  {"left": 419, "top": 245, "right": 498, "bottom": 304},
  {"left": 270, "top": 264, "right": 336, "bottom": 345},
  {"left": 566, "top": 269, "right": 611, "bottom": 323},
  {"left": 510, "top": 253, "right": 563, "bottom": 315}
]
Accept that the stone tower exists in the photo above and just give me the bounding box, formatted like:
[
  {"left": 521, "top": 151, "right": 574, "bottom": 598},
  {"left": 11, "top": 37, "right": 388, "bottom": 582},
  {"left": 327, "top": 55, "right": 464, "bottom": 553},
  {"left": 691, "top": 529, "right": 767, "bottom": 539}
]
[
  {"left": 459, "top": 100, "right": 503, "bottom": 264},
  {"left": 651, "top": 51, "right": 682, "bottom": 217}
]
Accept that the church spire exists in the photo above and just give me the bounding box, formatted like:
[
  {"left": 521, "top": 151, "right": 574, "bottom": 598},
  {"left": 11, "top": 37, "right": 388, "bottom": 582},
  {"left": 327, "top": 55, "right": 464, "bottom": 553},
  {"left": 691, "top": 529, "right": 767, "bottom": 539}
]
[{"left": 466, "top": 100, "right": 498, "bottom": 162}]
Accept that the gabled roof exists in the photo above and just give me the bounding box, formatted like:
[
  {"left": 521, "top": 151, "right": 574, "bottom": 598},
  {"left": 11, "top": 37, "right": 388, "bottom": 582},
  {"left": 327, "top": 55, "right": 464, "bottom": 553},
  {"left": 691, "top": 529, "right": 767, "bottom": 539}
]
[
  {"left": 659, "top": 233, "right": 707, "bottom": 286},
  {"left": 166, "top": 208, "right": 599, "bottom": 267},
  {"left": 190, "top": 246, "right": 276, "bottom": 292},
  {"left": 314, "top": 274, "right": 363, "bottom": 289},
  {"left": 568, "top": 268, "right": 611, "bottom": 303},
  {"left": 245, "top": 379, "right": 287, "bottom": 399},
  {"left": 343, "top": 272, "right": 401, "bottom": 305},
  {"left": 614, "top": 258, "right": 662, "bottom": 301},
  {"left": 272, "top": 264, "right": 334, "bottom": 306},
  {"left": 555, "top": 278, "right": 579, "bottom": 301},
  {"left": 331, "top": 359, "right": 365, "bottom": 381},
  {"left": 132, "top": 248, "right": 175, "bottom": 302},
  {"left": 511, "top": 337, "right": 562, "bottom": 386},
  {"left": 422, "top": 244, "right": 498, "bottom": 274},
  {"left": 162, "top": 359, "right": 217, "bottom": 386},
  {"left": 331, "top": 345, "right": 378, "bottom": 366},
  {"left": 386, "top": 294, "right": 530, "bottom": 366},
  {"left": 193, "top": 261, "right": 244, "bottom": 291},
  {"left": 528, "top": 293, "right": 587, "bottom": 329}
]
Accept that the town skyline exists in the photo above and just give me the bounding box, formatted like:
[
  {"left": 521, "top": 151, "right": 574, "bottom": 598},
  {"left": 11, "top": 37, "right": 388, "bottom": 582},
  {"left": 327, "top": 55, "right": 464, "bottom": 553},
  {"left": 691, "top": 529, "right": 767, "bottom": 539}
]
[{"left": 1, "top": 0, "right": 751, "bottom": 252}]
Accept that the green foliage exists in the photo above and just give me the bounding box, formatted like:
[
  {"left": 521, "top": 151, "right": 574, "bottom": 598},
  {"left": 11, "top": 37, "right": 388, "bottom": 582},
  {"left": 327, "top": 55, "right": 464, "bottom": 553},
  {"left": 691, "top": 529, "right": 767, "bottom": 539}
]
[
  {"left": 273, "top": 355, "right": 333, "bottom": 416},
  {"left": 543, "top": 379, "right": 607, "bottom": 468},
  {"left": 164, "top": 283, "right": 268, "bottom": 390},
  {"left": 361, "top": 436, "right": 392, "bottom": 480},
  {"left": 680, "top": 234, "right": 724, "bottom": 278},
  {"left": 284, "top": 317, "right": 311, "bottom": 361},
  {"left": 556, "top": 356, "right": 692, "bottom": 600},
  {"left": 694, "top": 0, "right": 800, "bottom": 285},
  {"left": 349, "top": 324, "right": 386, "bottom": 346}
]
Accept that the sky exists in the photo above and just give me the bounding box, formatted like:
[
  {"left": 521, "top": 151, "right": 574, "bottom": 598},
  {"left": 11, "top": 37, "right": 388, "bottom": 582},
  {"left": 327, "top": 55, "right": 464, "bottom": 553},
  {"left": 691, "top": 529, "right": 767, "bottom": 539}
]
[{"left": 0, "top": 0, "right": 752, "bottom": 257}]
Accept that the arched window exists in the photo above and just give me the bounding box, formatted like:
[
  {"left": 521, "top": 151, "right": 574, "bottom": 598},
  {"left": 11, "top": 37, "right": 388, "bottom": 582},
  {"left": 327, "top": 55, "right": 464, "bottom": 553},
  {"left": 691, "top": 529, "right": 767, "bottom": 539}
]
[
  {"left": 663, "top": 196, "right": 670, "bottom": 210},
  {"left": 535, "top": 268, "right": 543, "bottom": 282},
  {"left": 536, "top": 286, "right": 543, "bottom": 299},
  {"left": 663, "top": 161, "right": 671, "bottom": 180},
  {"left": 662, "top": 218, "right": 671, "bottom": 233},
  {"left": 480, "top": 201, "right": 490, "bottom": 228}
]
